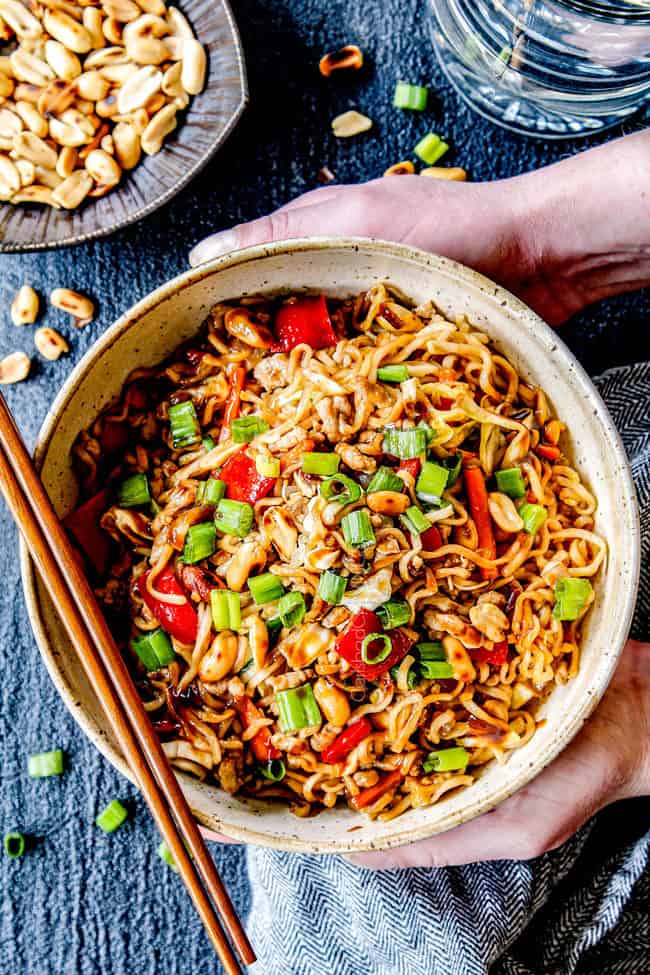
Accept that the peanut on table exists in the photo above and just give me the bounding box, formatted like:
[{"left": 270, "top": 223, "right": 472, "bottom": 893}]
[{"left": 0, "top": 0, "right": 207, "bottom": 209}]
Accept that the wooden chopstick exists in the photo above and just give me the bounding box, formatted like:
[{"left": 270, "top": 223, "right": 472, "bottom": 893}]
[{"left": 0, "top": 394, "right": 255, "bottom": 972}]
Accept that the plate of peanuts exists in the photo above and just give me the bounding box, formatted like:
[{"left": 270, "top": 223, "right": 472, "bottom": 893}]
[{"left": 0, "top": 0, "right": 247, "bottom": 250}]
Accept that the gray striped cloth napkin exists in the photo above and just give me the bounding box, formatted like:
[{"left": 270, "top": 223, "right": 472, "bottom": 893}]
[{"left": 244, "top": 364, "right": 650, "bottom": 975}]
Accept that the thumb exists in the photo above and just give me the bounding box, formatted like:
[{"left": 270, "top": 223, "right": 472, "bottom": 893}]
[{"left": 188, "top": 188, "right": 344, "bottom": 267}]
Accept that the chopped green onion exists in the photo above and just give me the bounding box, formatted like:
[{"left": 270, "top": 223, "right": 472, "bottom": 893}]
[
  {"left": 150, "top": 498, "right": 161, "bottom": 517},
  {"left": 4, "top": 832, "right": 26, "bottom": 859},
  {"left": 202, "top": 435, "right": 215, "bottom": 451},
  {"left": 416, "top": 461, "right": 449, "bottom": 504},
  {"left": 266, "top": 616, "right": 283, "bottom": 635},
  {"left": 377, "top": 364, "right": 410, "bottom": 383},
  {"left": 439, "top": 452, "right": 462, "bottom": 486},
  {"left": 232, "top": 416, "right": 269, "bottom": 443},
  {"left": 495, "top": 467, "right": 526, "bottom": 499},
  {"left": 400, "top": 505, "right": 431, "bottom": 535},
  {"left": 131, "top": 628, "right": 175, "bottom": 671},
  {"left": 256, "top": 455, "right": 280, "bottom": 478},
  {"left": 320, "top": 473, "right": 362, "bottom": 504},
  {"left": 248, "top": 572, "right": 285, "bottom": 605},
  {"left": 157, "top": 840, "right": 178, "bottom": 871},
  {"left": 317, "top": 570, "right": 348, "bottom": 605},
  {"left": 376, "top": 598, "right": 410, "bottom": 629},
  {"left": 196, "top": 478, "right": 226, "bottom": 506},
  {"left": 393, "top": 81, "right": 428, "bottom": 111},
  {"left": 277, "top": 591, "right": 306, "bottom": 628},
  {"left": 276, "top": 684, "right": 322, "bottom": 732},
  {"left": 28, "top": 749, "right": 64, "bottom": 778},
  {"left": 417, "top": 421, "right": 436, "bottom": 446},
  {"left": 422, "top": 746, "right": 469, "bottom": 774},
  {"left": 419, "top": 660, "right": 455, "bottom": 679},
  {"left": 168, "top": 400, "right": 201, "bottom": 449},
  {"left": 182, "top": 522, "right": 216, "bottom": 564},
  {"left": 210, "top": 589, "right": 241, "bottom": 631},
  {"left": 416, "top": 641, "right": 446, "bottom": 660},
  {"left": 519, "top": 502, "right": 547, "bottom": 535},
  {"left": 390, "top": 662, "right": 418, "bottom": 689},
  {"left": 95, "top": 799, "right": 128, "bottom": 833},
  {"left": 367, "top": 466, "right": 404, "bottom": 494},
  {"left": 117, "top": 473, "right": 150, "bottom": 508},
  {"left": 341, "top": 509, "right": 375, "bottom": 548},
  {"left": 382, "top": 427, "right": 428, "bottom": 459},
  {"left": 260, "top": 758, "right": 286, "bottom": 782},
  {"left": 553, "top": 577, "right": 593, "bottom": 621},
  {"left": 302, "top": 452, "right": 340, "bottom": 476},
  {"left": 215, "top": 498, "right": 254, "bottom": 538},
  {"left": 414, "top": 132, "right": 449, "bottom": 165},
  {"left": 361, "top": 632, "right": 392, "bottom": 665}
]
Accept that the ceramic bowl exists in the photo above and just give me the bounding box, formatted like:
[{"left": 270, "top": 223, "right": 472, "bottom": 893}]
[
  {"left": 20, "top": 238, "right": 640, "bottom": 852},
  {"left": 0, "top": 0, "right": 246, "bottom": 252}
]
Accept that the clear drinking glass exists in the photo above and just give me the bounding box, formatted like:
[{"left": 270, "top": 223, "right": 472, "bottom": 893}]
[{"left": 430, "top": 0, "right": 650, "bottom": 138}]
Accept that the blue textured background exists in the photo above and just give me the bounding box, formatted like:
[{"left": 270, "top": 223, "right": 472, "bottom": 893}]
[{"left": 1, "top": 1, "right": 649, "bottom": 972}]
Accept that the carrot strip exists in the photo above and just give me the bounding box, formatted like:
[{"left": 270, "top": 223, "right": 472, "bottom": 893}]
[
  {"left": 463, "top": 463, "right": 497, "bottom": 580},
  {"left": 349, "top": 768, "right": 403, "bottom": 811},
  {"left": 535, "top": 443, "right": 560, "bottom": 462},
  {"left": 218, "top": 366, "right": 246, "bottom": 443}
]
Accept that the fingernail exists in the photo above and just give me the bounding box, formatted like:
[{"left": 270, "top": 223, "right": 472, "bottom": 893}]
[{"left": 189, "top": 228, "right": 239, "bottom": 267}]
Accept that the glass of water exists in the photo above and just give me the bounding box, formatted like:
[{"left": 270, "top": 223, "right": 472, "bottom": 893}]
[{"left": 430, "top": 0, "right": 650, "bottom": 138}]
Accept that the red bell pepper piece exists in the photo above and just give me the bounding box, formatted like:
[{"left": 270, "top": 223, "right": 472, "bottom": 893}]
[
  {"left": 236, "top": 696, "right": 280, "bottom": 762},
  {"left": 219, "top": 450, "right": 276, "bottom": 504},
  {"left": 219, "top": 365, "right": 246, "bottom": 443},
  {"left": 535, "top": 443, "right": 560, "bottom": 462},
  {"left": 100, "top": 419, "right": 129, "bottom": 455},
  {"left": 335, "top": 609, "right": 413, "bottom": 680},
  {"left": 471, "top": 640, "right": 509, "bottom": 666},
  {"left": 137, "top": 567, "right": 198, "bottom": 645},
  {"left": 64, "top": 488, "right": 113, "bottom": 575},
  {"left": 463, "top": 463, "right": 497, "bottom": 580},
  {"left": 350, "top": 768, "right": 403, "bottom": 810},
  {"left": 439, "top": 397, "right": 454, "bottom": 410},
  {"left": 420, "top": 524, "right": 442, "bottom": 552},
  {"left": 321, "top": 717, "right": 373, "bottom": 765},
  {"left": 398, "top": 458, "right": 420, "bottom": 480},
  {"left": 273, "top": 295, "right": 337, "bottom": 352}
]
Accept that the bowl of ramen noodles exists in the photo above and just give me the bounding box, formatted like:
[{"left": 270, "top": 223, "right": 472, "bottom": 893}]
[{"left": 20, "top": 238, "right": 639, "bottom": 852}]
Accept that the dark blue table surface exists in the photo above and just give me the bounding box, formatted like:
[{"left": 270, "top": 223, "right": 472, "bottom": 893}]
[{"left": 1, "top": 1, "right": 649, "bottom": 972}]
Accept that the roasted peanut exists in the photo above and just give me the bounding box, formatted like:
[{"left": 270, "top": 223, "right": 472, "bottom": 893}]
[
  {"left": 12, "top": 184, "right": 59, "bottom": 205},
  {"left": 116, "top": 63, "right": 161, "bottom": 113},
  {"left": 49, "top": 114, "right": 91, "bottom": 146},
  {"left": 34, "top": 164, "right": 62, "bottom": 188},
  {"left": 136, "top": 0, "right": 166, "bottom": 14},
  {"left": 13, "top": 99, "right": 48, "bottom": 137},
  {"left": 10, "top": 284, "right": 38, "bottom": 325},
  {"left": 0, "top": 154, "right": 21, "bottom": 199},
  {"left": 15, "top": 157, "right": 34, "bottom": 186},
  {"left": 366, "top": 490, "right": 410, "bottom": 516},
  {"left": 34, "top": 326, "right": 69, "bottom": 360},
  {"left": 331, "top": 109, "right": 372, "bottom": 138},
  {"left": 50, "top": 286, "right": 95, "bottom": 323},
  {"left": 166, "top": 5, "right": 192, "bottom": 37},
  {"left": 10, "top": 49, "right": 55, "bottom": 87},
  {"left": 0, "top": 0, "right": 41, "bottom": 39},
  {"left": 85, "top": 146, "right": 120, "bottom": 184},
  {"left": 180, "top": 37, "right": 205, "bottom": 94},
  {"left": 102, "top": 16, "right": 123, "bottom": 45},
  {"left": 112, "top": 120, "right": 140, "bottom": 168},
  {"left": 384, "top": 160, "right": 415, "bottom": 176},
  {"left": 319, "top": 44, "right": 363, "bottom": 77},
  {"left": 101, "top": 0, "right": 141, "bottom": 21},
  {"left": 487, "top": 491, "right": 524, "bottom": 533},
  {"left": 82, "top": 7, "right": 104, "bottom": 48},
  {"left": 140, "top": 101, "right": 175, "bottom": 154},
  {"left": 44, "top": 39, "right": 81, "bottom": 81},
  {"left": 76, "top": 69, "right": 109, "bottom": 101},
  {"left": 247, "top": 614, "right": 269, "bottom": 669},
  {"left": 43, "top": 10, "right": 93, "bottom": 53},
  {"left": 13, "top": 131, "right": 58, "bottom": 168},
  {"left": 0, "top": 72, "right": 15, "bottom": 98},
  {"left": 225, "top": 539, "right": 267, "bottom": 591},
  {"left": 0, "top": 350, "right": 31, "bottom": 384},
  {"left": 420, "top": 166, "right": 467, "bottom": 181},
  {"left": 469, "top": 601, "right": 509, "bottom": 643},
  {"left": 313, "top": 678, "right": 351, "bottom": 727},
  {"left": 335, "top": 441, "right": 376, "bottom": 473},
  {"left": 443, "top": 635, "right": 476, "bottom": 683},
  {"left": 37, "top": 79, "right": 76, "bottom": 115},
  {"left": 55, "top": 144, "right": 77, "bottom": 177},
  {"left": 198, "top": 632, "right": 238, "bottom": 682},
  {"left": 51, "top": 168, "right": 93, "bottom": 207}
]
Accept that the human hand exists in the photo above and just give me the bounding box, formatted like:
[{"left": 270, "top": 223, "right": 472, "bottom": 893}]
[
  {"left": 347, "top": 640, "right": 650, "bottom": 870},
  {"left": 190, "top": 130, "right": 650, "bottom": 327}
]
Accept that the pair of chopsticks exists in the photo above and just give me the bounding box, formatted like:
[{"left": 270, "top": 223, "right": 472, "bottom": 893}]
[{"left": 0, "top": 393, "right": 255, "bottom": 975}]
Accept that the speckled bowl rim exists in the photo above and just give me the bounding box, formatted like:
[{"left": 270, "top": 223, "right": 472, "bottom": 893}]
[
  {"left": 0, "top": 0, "right": 247, "bottom": 253},
  {"left": 20, "top": 238, "right": 640, "bottom": 853}
]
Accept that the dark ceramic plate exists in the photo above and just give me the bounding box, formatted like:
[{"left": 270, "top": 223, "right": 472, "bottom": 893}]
[{"left": 0, "top": 0, "right": 247, "bottom": 252}]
